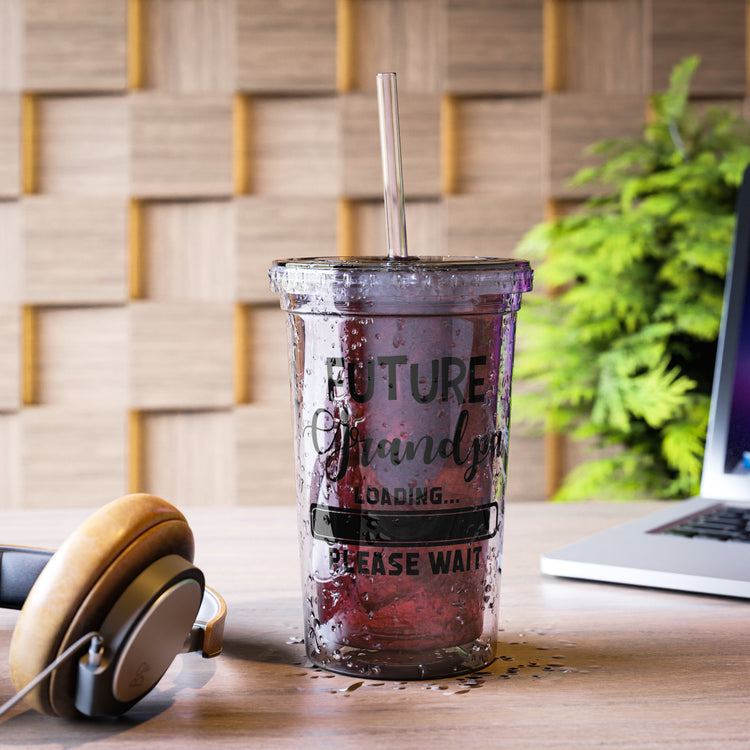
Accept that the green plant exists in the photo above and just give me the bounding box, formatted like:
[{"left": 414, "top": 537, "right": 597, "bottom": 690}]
[{"left": 515, "top": 57, "right": 750, "bottom": 500}]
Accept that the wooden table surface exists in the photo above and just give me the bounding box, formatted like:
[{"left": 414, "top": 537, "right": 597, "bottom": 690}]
[{"left": 1, "top": 500, "right": 748, "bottom": 748}]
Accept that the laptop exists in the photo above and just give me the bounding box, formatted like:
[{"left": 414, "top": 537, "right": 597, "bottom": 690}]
[{"left": 540, "top": 165, "right": 750, "bottom": 599}]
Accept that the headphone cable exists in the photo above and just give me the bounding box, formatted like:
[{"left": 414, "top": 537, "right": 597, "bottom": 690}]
[{"left": 0, "top": 631, "right": 101, "bottom": 719}]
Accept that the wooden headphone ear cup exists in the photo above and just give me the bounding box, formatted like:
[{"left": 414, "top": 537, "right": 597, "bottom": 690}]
[{"left": 9, "top": 493, "right": 195, "bottom": 718}]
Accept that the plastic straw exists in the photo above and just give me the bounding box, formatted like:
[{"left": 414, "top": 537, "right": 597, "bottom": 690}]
[{"left": 376, "top": 72, "right": 408, "bottom": 258}]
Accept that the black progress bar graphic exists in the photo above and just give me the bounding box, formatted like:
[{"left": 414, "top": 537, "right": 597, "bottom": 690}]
[{"left": 310, "top": 503, "right": 499, "bottom": 547}]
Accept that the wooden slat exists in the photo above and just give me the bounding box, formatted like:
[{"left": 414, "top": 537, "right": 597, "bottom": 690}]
[
  {"left": 0, "top": 0, "right": 22, "bottom": 91},
  {"left": 235, "top": 403, "right": 295, "bottom": 505},
  {"left": 351, "top": 0, "right": 440, "bottom": 94},
  {"left": 246, "top": 306, "right": 293, "bottom": 406},
  {"left": 22, "top": 196, "right": 128, "bottom": 304},
  {"left": 649, "top": 0, "right": 746, "bottom": 95},
  {"left": 555, "top": 0, "right": 645, "bottom": 94},
  {"left": 20, "top": 306, "right": 35, "bottom": 407},
  {"left": 142, "top": 409, "right": 236, "bottom": 506},
  {"left": 351, "top": 199, "right": 441, "bottom": 257},
  {"left": 233, "top": 93, "right": 251, "bottom": 194},
  {"left": 130, "top": 93, "right": 234, "bottom": 198},
  {"left": 127, "top": 0, "right": 145, "bottom": 90},
  {"left": 0, "top": 94, "right": 20, "bottom": 197},
  {"left": 543, "top": 0, "right": 563, "bottom": 94},
  {"left": 545, "top": 92, "right": 645, "bottom": 198},
  {"left": 36, "top": 95, "right": 129, "bottom": 195},
  {"left": 143, "top": 0, "right": 236, "bottom": 93},
  {"left": 505, "top": 429, "right": 549, "bottom": 503},
  {"left": 236, "top": 0, "right": 337, "bottom": 93},
  {"left": 455, "top": 97, "right": 544, "bottom": 196},
  {"left": 443, "top": 194, "right": 545, "bottom": 257},
  {"left": 0, "top": 201, "right": 21, "bottom": 302},
  {"left": 347, "top": 200, "right": 384, "bottom": 257},
  {"left": 35, "top": 306, "right": 129, "bottom": 407},
  {"left": 20, "top": 94, "right": 35, "bottom": 194},
  {"left": 129, "top": 198, "right": 144, "bottom": 300},
  {"left": 543, "top": 431, "right": 567, "bottom": 500},
  {"left": 142, "top": 199, "right": 235, "bottom": 301},
  {"left": 23, "top": 0, "right": 128, "bottom": 91},
  {"left": 337, "top": 198, "right": 357, "bottom": 256},
  {"left": 0, "top": 306, "right": 20, "bottom": 411},
  {"left": 444, "top": 0, "right": 545, "bottom": 94},
  {"left": 129, "top": 301, "right": 234, "bottom": 410},
  {"left": 0, "top": 415, "right": 20, "bottom": 508},
  {"left": 440, "top": 94, "right": 458, "bottom": 195},
  {"left": 236, "top": 196, "right": 338, "bottom": 302},
  {"left": 249, "top": 96, "right": 340, "bottom": 196},
  {"left": 340, "top": 92, "right": 440, "bottom": 199},
  {"left": 336, "top": 0, "right": 356, "bottom": 93},
  {"left": 20, "top": 407, "right": 128, "bottom": 508},
  {"left": 128, "top": 408, "right": 144, "bottom": 493},
  {"left": 234, "top": 303, "right": 250, "bottom": 405}
]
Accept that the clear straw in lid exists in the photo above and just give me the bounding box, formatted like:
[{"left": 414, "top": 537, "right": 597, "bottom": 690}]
[{"left": 376, "top": 72, "right": 408, "bottom": 259}]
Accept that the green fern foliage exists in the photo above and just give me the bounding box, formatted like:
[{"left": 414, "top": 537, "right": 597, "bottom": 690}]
[{"left": 515, "top": 57, "right": 750, "bottom": 500}]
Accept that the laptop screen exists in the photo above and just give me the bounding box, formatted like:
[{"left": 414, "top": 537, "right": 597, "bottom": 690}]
[
  {"left": 724, "top": 276, "right": 750, "bottom": 475},
  {"left": 701, "top": 165, "right": 750, "bottom": 500}
]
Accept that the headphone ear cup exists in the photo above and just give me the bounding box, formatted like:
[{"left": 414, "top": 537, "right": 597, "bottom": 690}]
[
  {"left": 76, "top": 554, "right": 204, "bottom": 717},
  {"left": 9, "top": 494, "right": 195, "bottom": 718}
]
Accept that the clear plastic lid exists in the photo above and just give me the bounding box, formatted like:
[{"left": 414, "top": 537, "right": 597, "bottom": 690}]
[{"left": 269, "top": 256, "right": 533, "bottom": 316}]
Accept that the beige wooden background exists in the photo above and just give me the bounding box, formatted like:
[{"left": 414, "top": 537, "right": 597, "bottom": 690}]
[{"left": 0, "top": 0, "right": 747, "bottom": 509}]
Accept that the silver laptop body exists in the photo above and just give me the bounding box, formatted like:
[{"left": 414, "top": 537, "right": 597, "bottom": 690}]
[{"left": 541, "top": 166, "right": 750, "bottom": 599}]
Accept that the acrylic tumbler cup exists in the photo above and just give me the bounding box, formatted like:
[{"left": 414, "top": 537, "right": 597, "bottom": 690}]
[{"left": 269, "top": 256, "right": 533, "bottom": 679}]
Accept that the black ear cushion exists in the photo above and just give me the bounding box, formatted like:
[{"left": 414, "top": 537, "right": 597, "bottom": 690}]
[{"left": 9, "top": 494, "right": 195, "bottom": 718}]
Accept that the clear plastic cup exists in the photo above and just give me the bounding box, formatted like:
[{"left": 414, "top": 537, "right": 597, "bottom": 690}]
[{"left": 269, "top": 255, "right": 532, "bottom": 679}]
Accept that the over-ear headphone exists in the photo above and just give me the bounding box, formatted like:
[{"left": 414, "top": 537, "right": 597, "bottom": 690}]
[{"left": 1, "top": 493, "right": 226, "bottom": 719}]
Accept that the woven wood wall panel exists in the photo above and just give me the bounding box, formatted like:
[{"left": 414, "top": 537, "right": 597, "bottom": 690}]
[
  {"left": 0, "top": 415, "right": 20, "bottom": 507},
  {"left": 35, "top": 306, "right": 128, "bottom": 407},
  {"left": 444, "top": 195, "right": 545, "bottom": 258},
  {"left": 0, "top": 0, "right": 747, "bottom": 508},
  {"left": 245, "top": 307, "right": 292, "bottom": 411},
  {"left": 36, "top": 96, "right": 130, "bottom": 196},
  {"left": 144, "top": 0, "right": 236, "bottom": 93},
  {"left": 143, "top": 410, "right": 236, "bottom": 507},
  {"left": 129, "top": 302, "right": 235, "bottom": 410},
  {"left": 22, "top": 197, "right": 128, "bottom": 304},
  {"left": 545, "top": 93, "right": 645, "bottom": 198},
  {"left": 443, "top": 0, "right": 544, "bottom": 94},
  {"left": 341, "top": 93, "right": 441, "bottom": 198},
  {"left": 352, "top": 199, "right": 442, "bottom": 256},
  {"left": 20, "top": 408, "right": 128, "bottom": 508},
  {"left": 0, "top": 0, "right": 22, "bottom": 91},
  {"left": 23, "top": 0, "right": 128, "bottom": 92},
  {"left": 131, "top": 94, "right": 234, "bottom": 198},
  {"left": 0, "top": 94, "right": 20, "bottom": 197},
  {"left": 236, "top": 0, "right": 337, "bottom": 92},
  {"left": 455, "top": 98, "right": 544, "bottom": 196},
  {"left": 393, "top": 200, "right": 442, "bottom": 256},
  {"left": 143, "top": 199, "right": 236, "bottom": 302},
  {"left": 556, "top": 0, "right": 645, "bottom": 94},
  {"left": 249, "top": 96, "right": 340, "bottom": 196},
  {"left": 235, "top": 403, "right": 295, "bottom": 505},
  {"left": 0, "top": 201, "right": 21, "bottom": 301},
  {"left": 236, "top": 197, "right": 338, "bottom": 302},
  {"left": 351, "top": 0, "right": 441, "bottom": 94},
  {"left": 649, "top": 0, "right": 746, "bottom": 95},
  {"left": 0, "top": 307, "right": 20, "bottom": 411}
]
